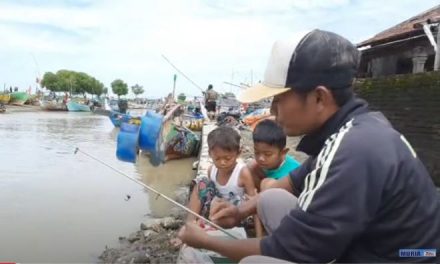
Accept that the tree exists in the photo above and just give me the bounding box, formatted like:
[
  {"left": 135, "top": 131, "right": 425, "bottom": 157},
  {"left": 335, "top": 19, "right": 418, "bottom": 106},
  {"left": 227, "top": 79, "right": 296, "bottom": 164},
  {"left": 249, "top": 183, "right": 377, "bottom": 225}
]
[
  {"left": 41, "top": 72, "right": 59, "bottom": 91},
  {"left": 111, "top": 79, "right": 128, "bottom": 99},
  {"left": 131, "top": 84, "right": 144, "bottom": 98},
  {"left": 41, "top": 69, "right": 105, "bottom": 96}
]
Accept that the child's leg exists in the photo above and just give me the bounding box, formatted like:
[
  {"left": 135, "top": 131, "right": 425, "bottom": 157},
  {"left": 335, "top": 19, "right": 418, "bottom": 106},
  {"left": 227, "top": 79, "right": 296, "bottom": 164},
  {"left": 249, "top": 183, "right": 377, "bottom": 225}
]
[{"left": 186, "top": 177, "right": 218, "bottom": 222}]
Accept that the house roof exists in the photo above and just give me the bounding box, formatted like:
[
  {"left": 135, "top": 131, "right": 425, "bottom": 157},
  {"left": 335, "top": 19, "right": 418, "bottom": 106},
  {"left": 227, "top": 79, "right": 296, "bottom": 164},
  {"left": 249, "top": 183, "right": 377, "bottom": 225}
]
[{"left": 357, "top": 4, "right": 440, "bottom": 47}]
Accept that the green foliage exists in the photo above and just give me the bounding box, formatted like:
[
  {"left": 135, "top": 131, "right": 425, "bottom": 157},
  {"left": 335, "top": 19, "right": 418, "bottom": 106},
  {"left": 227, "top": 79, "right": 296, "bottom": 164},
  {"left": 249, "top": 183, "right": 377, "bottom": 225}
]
[
  {"left": 131, "top": 84, "right": 144, "bottom": 97},
  {"left": 41, "top": 70, "right": 104, "bottom": 96},
  {"left": 177, "top": 93, "right": 186, "bottom": 102},
  {"left": 111, "top": 79, "right": 128, "bottom": 98}
]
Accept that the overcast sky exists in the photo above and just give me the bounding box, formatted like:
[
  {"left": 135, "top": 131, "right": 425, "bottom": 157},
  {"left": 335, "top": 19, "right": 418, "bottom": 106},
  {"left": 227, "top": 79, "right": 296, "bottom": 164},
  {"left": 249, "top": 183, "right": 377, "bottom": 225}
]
[{"left": 0, "top": 0, "right": 438, "bottom": 98}]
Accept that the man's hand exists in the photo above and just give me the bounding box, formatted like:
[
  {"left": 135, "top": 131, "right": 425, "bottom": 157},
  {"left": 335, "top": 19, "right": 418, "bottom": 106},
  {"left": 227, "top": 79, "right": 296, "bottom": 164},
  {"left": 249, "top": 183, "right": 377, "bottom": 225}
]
[
  {"left": 209, "top": 198, "right": 241, "bottom": 228},
  {"left": 178, "top": 222, "right": 209, "bottom": 249}
]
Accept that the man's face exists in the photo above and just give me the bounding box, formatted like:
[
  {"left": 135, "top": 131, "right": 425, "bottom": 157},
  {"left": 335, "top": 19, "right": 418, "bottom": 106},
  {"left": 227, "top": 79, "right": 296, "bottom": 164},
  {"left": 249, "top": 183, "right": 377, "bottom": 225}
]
[{"left": 273, "top": 90, "right": 321, "bottom": 136}]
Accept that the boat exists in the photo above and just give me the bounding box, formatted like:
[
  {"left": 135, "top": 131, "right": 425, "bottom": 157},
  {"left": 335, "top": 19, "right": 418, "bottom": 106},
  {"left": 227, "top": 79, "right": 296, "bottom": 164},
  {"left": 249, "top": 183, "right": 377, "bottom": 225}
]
[
  {"left": 9, "top": 92, "right": 30, "bottom": 106},
  {"left": 109, "top": 111, "right": 142, "bottom": 127},
  {"left": 0, "top": 94, "right": 10, "bottom": 104},
  {"left": 66, "top": 100, "right": 91, "bottom": 112},
  {"left": 116, "top": 103, "right": 201, "bottom": 165},
  {"left": 40, "top": 99, "right": 67, "bottom": 111},
  {"left": 92, "top": 98, "right": 113, "bottom": 116}
]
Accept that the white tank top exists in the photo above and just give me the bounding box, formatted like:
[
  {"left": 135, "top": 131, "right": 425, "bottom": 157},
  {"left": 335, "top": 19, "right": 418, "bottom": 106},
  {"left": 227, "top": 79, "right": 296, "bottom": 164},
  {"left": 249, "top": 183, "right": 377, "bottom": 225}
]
[{"left": 210, "top": 162, "right": 245, "bottom": 204}]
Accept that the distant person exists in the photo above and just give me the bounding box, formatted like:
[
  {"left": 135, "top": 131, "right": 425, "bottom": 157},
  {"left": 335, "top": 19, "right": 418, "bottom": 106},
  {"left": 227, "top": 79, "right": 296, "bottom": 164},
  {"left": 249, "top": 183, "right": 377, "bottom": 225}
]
[
  {"left": 9, "top": 87, "right": 12, "bottom": 93},
  {"left": 186, "top": 126, "right": 263, "bottom": 236},
  {"left": 248, "top": 119, "right": 300, "bottom": 191},
  {"left": 204, "top": 84, "right": 218, "bottom": 118}
]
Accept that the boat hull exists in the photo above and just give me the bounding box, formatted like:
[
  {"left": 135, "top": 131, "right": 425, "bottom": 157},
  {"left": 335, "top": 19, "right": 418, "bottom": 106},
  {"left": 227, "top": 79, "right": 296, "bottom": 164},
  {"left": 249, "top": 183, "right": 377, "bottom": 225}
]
[
  {"left": 0, "top": 94, "right": 10, "bottom": 104},
  {"left": 10, "top": 92, "right": 30, "bottom": 106},
  {"left": 40, "top": 100, "right": 67, "bottom": 111},
  {"left": 67, "top": 101, "right": 91, "bottom": 112}
]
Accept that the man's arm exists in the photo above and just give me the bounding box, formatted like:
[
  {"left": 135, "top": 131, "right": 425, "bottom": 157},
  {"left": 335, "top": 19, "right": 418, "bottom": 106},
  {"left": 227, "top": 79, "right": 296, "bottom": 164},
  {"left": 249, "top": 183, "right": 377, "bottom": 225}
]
[
  {"left": 178, "top": 222, "right": 262, "bottom": 262},
  {"left": 205, "top": 237, "right": 262, "bottom": 261},
  {"left": 260, "top": 132, "right": 385, "bottom": 262}
]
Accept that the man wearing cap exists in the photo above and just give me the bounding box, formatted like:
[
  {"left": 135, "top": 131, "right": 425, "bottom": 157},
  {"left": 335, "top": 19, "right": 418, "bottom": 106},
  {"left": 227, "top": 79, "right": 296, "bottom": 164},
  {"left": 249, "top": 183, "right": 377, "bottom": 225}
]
[{"left": 178, "top": 29, "right": 440, "bottom": 263}]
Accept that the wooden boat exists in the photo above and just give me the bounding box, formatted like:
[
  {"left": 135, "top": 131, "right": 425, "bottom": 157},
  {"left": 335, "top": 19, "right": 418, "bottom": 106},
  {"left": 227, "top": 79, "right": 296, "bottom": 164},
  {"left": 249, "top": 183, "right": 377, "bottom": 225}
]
[
  {"left": 109, "top": 111, "right": 141, "bottom": 127},
  {"left": 40, "top": 100, "right": 67, "bottom": 111},
  {"left": 0, "top": 94, "right": 10, "bottom": 104},
  {"left": 66, "top": 100, "right": 91, "bottom": 112},
  {"left": 9, "top": 92, "right": 30, "bottom": 106},
  {"left": 116, "top": 103, "right": 201, "bottom": 165}
]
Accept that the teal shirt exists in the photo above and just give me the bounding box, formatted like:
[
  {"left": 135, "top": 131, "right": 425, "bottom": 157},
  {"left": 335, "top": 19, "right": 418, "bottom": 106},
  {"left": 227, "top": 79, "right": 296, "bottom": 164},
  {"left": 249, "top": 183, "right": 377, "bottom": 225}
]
[{"left": 263, "top": 155, "right": 300, "bottom": 180}]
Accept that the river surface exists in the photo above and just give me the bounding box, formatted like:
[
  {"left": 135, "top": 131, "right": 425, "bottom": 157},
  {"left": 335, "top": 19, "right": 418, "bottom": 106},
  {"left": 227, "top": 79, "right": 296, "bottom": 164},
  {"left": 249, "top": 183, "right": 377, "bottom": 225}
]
[{"left": 0, "top": 112, "right": 195, "bottom": 262}]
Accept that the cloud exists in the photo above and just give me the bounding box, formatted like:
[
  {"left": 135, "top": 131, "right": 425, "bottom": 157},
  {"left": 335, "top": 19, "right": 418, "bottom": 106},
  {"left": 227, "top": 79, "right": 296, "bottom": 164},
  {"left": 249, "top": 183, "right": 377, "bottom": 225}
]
[{"left": 0, "top": 0, "right": 439, "bottom": 98}]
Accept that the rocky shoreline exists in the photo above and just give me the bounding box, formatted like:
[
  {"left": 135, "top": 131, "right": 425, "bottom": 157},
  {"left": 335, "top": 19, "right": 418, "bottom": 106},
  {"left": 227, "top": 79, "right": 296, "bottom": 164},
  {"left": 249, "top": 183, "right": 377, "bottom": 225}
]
[{"left": 99, "top": 216, "right": 185, "bottom": 263}]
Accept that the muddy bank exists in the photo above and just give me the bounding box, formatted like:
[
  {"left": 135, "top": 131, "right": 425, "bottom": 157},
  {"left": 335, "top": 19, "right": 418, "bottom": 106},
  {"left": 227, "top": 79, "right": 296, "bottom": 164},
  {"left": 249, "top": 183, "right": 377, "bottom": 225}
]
[{"left": 4, "top": 105, "right": 42, "bottom": 113}]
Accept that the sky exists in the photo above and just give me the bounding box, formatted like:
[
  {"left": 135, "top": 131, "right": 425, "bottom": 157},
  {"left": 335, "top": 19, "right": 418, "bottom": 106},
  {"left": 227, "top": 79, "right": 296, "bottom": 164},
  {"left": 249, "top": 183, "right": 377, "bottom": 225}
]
[{"left": 0, "top": 0, "right": 438, "bottom": 98}]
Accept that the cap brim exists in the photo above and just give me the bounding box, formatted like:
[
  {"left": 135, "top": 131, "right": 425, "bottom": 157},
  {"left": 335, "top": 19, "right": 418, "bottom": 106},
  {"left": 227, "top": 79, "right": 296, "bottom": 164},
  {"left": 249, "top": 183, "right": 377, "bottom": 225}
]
[{"left": 238, "top": 83, "right": 290, "bottom": 103}]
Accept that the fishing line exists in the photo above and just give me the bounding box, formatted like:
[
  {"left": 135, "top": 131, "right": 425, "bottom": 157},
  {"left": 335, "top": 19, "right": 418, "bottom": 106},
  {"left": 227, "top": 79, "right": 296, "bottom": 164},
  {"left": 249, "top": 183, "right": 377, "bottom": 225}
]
[
  {"left": 161, "top": 54, "right": 205, "bottom": 92},
  {"left": 74, "top": 146, "right": 239, "bottom": 239}
]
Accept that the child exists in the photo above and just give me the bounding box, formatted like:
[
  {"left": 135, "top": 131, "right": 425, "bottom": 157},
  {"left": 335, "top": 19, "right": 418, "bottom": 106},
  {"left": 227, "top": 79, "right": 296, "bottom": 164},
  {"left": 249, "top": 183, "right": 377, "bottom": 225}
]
[
  {"left": 248, "top": 119, "right": 301, "bottom": 191},
  {"left": 187, "top": 126, "right": 262, "bottom": 236}
]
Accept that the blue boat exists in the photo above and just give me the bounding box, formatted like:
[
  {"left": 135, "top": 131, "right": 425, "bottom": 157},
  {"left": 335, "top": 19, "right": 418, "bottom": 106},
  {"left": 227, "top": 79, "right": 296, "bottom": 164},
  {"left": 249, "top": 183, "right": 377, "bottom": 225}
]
[
  {"left": 67, "top": 100, "right": 91, "bottom": 112},
  {"left": 109, "top": 111, "right": 132, "bottom": 127}
]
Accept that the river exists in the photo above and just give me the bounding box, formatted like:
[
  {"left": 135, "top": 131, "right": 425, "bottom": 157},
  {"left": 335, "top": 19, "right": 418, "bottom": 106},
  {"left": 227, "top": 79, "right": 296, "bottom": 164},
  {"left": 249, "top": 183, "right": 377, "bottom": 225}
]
[{"left": 0, "top": 111, "right": 195, "bottom": 262}]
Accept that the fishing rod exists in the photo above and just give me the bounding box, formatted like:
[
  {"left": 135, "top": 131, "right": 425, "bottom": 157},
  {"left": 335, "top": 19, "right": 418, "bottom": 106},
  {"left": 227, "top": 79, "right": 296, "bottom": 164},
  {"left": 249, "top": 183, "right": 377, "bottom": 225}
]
[
  {"left": 73, "top": 147, "right": 239, "bottom": 240},
  {"left": 161, "top": 54, "right": 205, "bottom": 92},
  {"left": 223, "top": 82, "right": 248, "bottom": 89}
]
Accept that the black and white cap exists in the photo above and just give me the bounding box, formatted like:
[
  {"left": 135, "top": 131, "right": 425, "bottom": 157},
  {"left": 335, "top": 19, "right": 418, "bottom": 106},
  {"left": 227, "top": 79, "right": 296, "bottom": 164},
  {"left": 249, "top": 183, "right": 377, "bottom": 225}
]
[{"left": 239, "top": 29, "right": 359, "bottom": 103}]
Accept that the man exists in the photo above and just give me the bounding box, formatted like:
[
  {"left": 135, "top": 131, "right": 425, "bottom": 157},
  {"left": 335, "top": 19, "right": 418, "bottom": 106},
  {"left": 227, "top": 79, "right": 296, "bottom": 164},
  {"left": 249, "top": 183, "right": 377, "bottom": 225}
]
[
  {"left": 204, "top": 84, "right": 218, "bottom": 119},
  {"left": 178, "top": 29, "right": 440, "bottom": 263}
]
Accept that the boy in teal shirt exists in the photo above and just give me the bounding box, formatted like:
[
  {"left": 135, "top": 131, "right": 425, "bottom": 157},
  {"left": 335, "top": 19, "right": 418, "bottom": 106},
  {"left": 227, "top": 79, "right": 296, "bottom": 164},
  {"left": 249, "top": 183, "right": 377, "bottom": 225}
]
[{"left": 248, "top": 119, "right": 300, "bottom": 191}]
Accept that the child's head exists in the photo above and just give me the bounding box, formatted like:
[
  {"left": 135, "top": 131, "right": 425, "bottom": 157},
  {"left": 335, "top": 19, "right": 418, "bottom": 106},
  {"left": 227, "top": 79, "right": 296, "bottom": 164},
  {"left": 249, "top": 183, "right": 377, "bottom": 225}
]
[
  {"left": 208, "top": 126, "right": 241, "bottom": 171},
  {"left": 253, "top": 119, "right": 288, "bottom": 170}
]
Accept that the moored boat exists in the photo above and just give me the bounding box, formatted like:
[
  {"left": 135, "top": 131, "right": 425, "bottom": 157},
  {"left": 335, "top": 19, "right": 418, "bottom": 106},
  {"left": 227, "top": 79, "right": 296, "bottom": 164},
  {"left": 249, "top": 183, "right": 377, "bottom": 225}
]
[
  {"left": 40, "top": 100, "right": 67, "bottom": 111},
  {"left": 9, "top": 92, "right": 30, "bottom": 106},
  {"left": 66, "top": 100, "right": 91, "bottom": 112},
  {"left": 0, "top": 94, "right": 10, "bottom": 104}
]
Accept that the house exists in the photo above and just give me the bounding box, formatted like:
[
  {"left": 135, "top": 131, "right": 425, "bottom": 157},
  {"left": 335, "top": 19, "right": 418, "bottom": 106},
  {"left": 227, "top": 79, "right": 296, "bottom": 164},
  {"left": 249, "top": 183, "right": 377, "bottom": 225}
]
[{"left": 357, "top": 5, "right": 440, "bottom": 77}]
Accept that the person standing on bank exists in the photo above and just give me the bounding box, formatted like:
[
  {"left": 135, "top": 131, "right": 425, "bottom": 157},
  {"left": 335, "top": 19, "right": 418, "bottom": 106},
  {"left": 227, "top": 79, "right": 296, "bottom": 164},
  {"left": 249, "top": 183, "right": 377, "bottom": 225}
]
[
  {"left": 178, "top": 29, "right": 440, "bottom": 263},
  {"left": 204, "top": 84, "right": 218, "bottom": 119}
]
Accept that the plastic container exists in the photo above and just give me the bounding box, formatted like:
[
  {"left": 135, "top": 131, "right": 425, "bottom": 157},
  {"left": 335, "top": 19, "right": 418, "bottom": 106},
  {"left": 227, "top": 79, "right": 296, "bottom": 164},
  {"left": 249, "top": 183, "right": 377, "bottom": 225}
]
[
  {"left": 138, "top": 111, "right": 163, "bottom": 152},
  {"left": 116, "top": 124, "right": 140, "bottom": 163}
]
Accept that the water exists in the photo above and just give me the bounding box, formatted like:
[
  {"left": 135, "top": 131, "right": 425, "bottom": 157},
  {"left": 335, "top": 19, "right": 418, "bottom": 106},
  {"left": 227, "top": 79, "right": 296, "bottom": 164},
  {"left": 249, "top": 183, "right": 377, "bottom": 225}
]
[{"left": 0, "top": 112, "right": 195, "bottom": 262}]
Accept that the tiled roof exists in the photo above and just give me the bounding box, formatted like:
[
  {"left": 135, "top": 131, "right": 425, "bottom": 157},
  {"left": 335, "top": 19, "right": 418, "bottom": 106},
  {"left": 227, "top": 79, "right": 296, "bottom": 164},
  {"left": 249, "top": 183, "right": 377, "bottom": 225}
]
[{"left": 358, "top": 5, "right": 440, "bottom": 47}]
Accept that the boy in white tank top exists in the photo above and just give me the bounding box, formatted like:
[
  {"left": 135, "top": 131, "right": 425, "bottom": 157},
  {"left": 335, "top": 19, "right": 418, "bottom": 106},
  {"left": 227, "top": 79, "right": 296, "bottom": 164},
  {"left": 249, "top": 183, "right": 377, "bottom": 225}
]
[{"left": 187, "top": 126, "right": 262, "bottom": 236}]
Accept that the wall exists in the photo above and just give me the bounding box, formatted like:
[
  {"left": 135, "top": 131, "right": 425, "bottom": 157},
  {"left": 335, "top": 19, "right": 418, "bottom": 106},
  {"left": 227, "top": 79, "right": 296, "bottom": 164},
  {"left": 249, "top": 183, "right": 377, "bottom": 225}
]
[{"left": 354, "top": 71, "right": 440, "bottom": 186}]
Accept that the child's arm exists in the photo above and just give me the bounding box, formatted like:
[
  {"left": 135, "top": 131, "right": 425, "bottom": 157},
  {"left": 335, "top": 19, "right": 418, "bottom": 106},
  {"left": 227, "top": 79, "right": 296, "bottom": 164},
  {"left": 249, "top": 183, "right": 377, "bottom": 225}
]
[{"left": 239, "top": 167, "right": 264, "bottom": 238}]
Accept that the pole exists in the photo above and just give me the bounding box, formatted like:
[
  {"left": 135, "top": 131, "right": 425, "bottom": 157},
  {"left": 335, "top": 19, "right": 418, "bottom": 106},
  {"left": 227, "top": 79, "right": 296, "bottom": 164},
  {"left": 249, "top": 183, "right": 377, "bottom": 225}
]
[
  {"left": 435, "top": 25, "right": 440, "bottom": 71},
  {"left": 173, "top": 74, "right": 177, "bottom": 100}
]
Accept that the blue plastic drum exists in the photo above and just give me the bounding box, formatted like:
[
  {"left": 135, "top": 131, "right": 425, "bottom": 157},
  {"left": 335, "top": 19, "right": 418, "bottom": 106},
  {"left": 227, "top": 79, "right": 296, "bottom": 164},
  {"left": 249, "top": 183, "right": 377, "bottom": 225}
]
[
  {"left": 139, "top": 111, "right": 163, "bottom": 152},
  {"left": 116, "top": 124, "right": 140, "bottom": 163}
]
